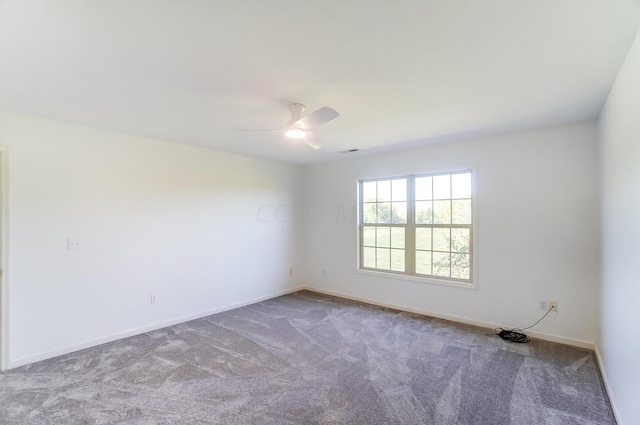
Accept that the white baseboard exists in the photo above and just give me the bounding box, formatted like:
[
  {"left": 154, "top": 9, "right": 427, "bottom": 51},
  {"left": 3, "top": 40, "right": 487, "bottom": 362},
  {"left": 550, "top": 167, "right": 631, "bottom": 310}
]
[
  {"left": 300, "top": 286, "right": 595, "bottom": 350},
  {"left": 7, "top": 284, "right": 597, "bottom": 370},
  {"left": 7, "top": 285, "right": 305, "bottom": 370},
  {"left": 594, "top": 345, "right": 621, "bottom": 425}
]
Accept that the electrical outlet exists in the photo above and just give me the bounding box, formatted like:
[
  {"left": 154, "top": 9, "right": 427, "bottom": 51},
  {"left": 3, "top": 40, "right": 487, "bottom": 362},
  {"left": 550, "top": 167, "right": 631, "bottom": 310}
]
[
  {"left": 549, "top": 301, "right": 558, "bottom": 312},
  {"left": 289, "top": 268, "right": 294, "bottom": 276},
  {"left": 539, "top": 300, "right": 548, "bottom": 310},
  {"left": 150, "top": 294, "right": 157, "bottom": 304}
]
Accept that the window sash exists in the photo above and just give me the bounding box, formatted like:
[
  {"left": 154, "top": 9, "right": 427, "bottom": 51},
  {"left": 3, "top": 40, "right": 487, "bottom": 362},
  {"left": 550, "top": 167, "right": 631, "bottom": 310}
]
[{"left": 359, "top": 171, "right": 473, "bottom": 283}]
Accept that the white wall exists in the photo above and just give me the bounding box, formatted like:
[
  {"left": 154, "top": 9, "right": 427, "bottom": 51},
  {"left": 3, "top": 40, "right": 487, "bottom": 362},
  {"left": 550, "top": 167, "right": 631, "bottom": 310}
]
[
  {"left": 598, "top": 30, "right": 640, "bottom": 425},
  {"left": 0, "top": 113, "right": 303, "bottom": 368},
  {"left": 0, "top": 112, "right": 604, "bottom": 374},
  {"left": 303, "top": 122, "right": 600, "bottom": 345}
]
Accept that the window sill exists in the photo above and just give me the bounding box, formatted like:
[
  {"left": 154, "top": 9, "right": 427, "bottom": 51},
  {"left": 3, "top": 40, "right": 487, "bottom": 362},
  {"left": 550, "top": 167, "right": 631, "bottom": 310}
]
[{"left": 355, "top": 268, "right": 478, "bottom": 290}]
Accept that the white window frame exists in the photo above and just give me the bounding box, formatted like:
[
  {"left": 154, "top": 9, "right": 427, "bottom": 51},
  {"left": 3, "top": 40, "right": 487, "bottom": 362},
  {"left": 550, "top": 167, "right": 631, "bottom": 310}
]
[{"left": 357, "top": 168, "right": 478, "bottom": 289}]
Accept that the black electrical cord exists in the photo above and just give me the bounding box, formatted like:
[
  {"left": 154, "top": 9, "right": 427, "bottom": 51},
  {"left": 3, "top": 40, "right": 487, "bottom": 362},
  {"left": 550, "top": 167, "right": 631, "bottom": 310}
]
[
  {"left": 495, "top": 328, "right": 531, "bottom": 343},
  {"left": 491, "top": 306, "right": 554, "bottom": 343}
]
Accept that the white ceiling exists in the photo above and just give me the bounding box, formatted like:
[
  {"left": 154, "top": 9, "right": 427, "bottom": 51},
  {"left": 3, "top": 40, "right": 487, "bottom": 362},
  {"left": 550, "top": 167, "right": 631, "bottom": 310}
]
[{"left": 1, "top": 1, "right": 639, "bottom": 164}]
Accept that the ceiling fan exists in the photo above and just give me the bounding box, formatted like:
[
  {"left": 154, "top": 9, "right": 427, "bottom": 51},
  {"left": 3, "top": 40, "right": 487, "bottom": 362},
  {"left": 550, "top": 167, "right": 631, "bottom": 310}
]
[{"left": 236, "top": 103, "right": 339, "bottom": 149}]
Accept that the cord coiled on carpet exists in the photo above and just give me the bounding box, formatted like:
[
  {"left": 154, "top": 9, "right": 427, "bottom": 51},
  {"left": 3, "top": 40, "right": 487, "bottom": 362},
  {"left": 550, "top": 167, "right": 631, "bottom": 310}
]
[{"left": 492, "top": 307, "right": 554, "bottom": 343}]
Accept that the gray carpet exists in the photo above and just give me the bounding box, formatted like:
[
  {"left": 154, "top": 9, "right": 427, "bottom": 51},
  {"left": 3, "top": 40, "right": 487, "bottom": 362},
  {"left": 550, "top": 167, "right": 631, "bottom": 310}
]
[{"left": 0, "top": 291, "right": 615, "bottom": 424}]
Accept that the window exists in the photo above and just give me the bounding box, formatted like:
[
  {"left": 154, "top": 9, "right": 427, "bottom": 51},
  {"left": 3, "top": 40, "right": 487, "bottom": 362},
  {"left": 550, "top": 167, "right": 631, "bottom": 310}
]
[{"left": 359, "top": 170, "right": 473, "bottom": 284}]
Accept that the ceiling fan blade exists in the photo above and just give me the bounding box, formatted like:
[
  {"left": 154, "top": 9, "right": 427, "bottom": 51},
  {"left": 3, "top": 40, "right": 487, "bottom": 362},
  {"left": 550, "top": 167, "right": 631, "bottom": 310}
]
[
  {"left": 303, "top": 133, "right": 325, "bottom": 150},
  {"left": 232, "top": 128, "right": 283, "bottom": 132},
  {"left": 293, "top": 107, "right": 339, "bottom": 129}
]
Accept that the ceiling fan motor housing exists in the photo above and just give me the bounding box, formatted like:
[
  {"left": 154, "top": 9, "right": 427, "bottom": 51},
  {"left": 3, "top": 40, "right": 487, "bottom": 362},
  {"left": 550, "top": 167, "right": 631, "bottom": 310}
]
[{"left": 286, "top": 103, "right": 306, "bottom": 126}]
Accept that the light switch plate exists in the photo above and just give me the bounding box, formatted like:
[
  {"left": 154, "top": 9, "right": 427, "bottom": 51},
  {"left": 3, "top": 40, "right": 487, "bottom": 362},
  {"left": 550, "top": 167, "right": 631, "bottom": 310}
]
[{"left": 67, "top": 238, "right": 82, "bottom": 249}]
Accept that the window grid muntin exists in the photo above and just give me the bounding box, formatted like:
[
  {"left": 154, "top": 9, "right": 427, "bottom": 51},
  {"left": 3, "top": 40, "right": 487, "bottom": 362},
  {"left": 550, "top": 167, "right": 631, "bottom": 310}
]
[
  {"left": 361, "top": 223, "right": 407, "bottom": 273},
  {"left": 359, "top": 170, "right": 473, "bottom": 283}
]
